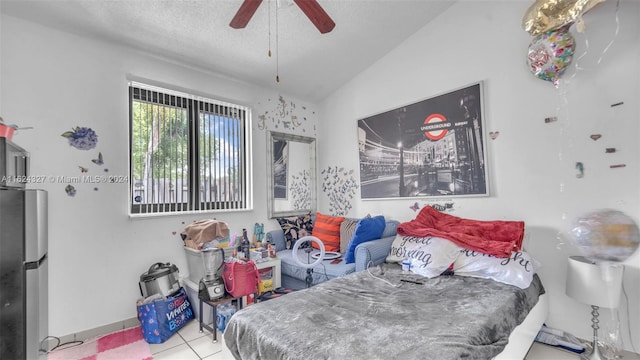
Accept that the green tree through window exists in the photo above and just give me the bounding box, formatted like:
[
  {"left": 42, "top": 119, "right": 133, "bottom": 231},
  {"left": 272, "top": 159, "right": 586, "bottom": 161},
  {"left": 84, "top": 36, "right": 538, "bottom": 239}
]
[{"left": 129, "top": 82, "right": 251, "bottom": 215}]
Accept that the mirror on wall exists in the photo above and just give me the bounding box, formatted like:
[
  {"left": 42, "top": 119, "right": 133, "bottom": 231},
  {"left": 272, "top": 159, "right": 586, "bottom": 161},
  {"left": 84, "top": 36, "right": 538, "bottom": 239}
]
[{"left": 266, "top": 131, "right": 317, "bottom": 219}]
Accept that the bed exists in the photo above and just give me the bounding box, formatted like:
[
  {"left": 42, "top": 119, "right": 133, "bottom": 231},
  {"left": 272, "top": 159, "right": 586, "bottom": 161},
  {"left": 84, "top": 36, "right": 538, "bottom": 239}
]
[{"left": 223, "top": 263, "right": 546, "bottom": 360}]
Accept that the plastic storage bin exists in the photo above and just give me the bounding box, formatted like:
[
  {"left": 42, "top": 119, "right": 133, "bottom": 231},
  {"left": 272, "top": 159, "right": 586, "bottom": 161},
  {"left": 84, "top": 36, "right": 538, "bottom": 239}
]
[{"left": 182, "top": 277, "right": 214, "bottom": 324}]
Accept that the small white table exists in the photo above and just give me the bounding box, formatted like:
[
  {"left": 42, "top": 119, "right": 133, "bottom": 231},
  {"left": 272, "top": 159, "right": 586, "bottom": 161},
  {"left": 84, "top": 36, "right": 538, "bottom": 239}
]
[{"left": 254, "top": 257, "right": 282, "bottom": 289}]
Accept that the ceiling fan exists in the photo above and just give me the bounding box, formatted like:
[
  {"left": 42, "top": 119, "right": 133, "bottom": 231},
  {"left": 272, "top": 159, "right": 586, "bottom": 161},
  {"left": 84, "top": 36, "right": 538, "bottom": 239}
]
[{"left": 230, "top": 0, "right": 336, "bottom": 34}]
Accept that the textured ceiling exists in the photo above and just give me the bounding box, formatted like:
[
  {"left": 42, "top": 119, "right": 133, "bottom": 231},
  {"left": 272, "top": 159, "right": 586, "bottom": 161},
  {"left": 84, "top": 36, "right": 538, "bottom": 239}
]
[{"left": 1, "top": 0, "right": 455, "bottom": 102}]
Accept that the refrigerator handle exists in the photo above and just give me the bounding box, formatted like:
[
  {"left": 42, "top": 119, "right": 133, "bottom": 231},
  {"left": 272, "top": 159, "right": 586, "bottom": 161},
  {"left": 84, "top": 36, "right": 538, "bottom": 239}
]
[
  {"left": 15, "top": 153, "right": 29, "bottom": 177},
  {"left": 24, "top": 155, "right": 30, "bottom": 177}
]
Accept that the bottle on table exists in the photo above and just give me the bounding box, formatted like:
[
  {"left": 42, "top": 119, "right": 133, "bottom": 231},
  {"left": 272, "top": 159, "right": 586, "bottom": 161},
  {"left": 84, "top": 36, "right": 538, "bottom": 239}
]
[{"left": 241, "top": 228, "right": 251, "bottom": 260}]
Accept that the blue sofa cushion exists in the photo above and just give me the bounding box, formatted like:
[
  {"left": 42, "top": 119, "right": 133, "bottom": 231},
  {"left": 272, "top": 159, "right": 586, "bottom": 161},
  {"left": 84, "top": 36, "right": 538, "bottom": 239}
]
[
  {"left": 345, "top": 215, "right": 386, "bottom": 264},
  {"left": 278, "top": 249, "right": 356, "bottom": 285}
]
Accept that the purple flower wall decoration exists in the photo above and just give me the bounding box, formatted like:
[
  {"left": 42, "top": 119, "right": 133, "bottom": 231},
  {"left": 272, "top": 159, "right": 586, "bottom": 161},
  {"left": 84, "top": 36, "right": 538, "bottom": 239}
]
[{"left": 61, "top": 126, "right": 98, "bottom": 150}]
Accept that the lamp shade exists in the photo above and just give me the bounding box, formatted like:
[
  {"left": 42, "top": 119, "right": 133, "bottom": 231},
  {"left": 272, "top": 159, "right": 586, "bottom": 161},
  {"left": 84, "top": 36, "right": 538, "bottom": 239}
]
[{"left": 566, "top": 256, "right": 623, "bottom": 308}]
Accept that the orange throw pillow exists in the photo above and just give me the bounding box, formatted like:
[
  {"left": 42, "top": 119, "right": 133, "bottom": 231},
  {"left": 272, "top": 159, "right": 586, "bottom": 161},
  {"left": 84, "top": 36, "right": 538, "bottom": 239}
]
[{"left": 312, "top": 212, "right": 345, "bottom": 252}]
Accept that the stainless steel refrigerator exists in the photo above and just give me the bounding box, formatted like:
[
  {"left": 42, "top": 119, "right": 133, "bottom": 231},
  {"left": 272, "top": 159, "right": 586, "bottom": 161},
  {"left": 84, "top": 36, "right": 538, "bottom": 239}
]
[{"left": 0, "top": 138, "right": 48, "bottom": 360}]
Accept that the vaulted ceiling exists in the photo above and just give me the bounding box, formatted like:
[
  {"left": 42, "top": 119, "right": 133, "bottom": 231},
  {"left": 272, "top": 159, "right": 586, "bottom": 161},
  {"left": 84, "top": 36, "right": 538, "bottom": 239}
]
[{"left": 1, "top": 0, "right": 455, "bottom": 102}]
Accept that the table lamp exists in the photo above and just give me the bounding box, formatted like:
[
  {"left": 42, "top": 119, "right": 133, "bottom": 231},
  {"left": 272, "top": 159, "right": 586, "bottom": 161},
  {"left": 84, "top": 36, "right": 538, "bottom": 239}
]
[{"left": 566, "top": 256, "right": 624, "bottom": 360}]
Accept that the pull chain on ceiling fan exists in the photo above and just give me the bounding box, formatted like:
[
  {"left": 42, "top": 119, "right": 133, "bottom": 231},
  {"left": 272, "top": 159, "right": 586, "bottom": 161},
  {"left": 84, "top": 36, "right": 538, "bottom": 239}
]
[
  {"left": 275, "top": 1, "right": 280, "bottom": 82},
  {"left": 266, "top": 0, "right": 280, "bottom": 82},
  {"left": 231, "top": 0, "right": 334, "bottom": 83},
  {"left": 267, "top": 0, "right": 272, "bottom": 58}
]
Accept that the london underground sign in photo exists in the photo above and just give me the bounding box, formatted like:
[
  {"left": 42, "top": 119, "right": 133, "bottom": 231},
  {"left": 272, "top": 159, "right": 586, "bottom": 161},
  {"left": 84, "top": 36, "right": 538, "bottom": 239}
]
[
  {"left": 421, "top": 113, "right": 475, "bottom": 141},
  {"left": 422, "top": 113, "right": 450, "bottom": 141}
]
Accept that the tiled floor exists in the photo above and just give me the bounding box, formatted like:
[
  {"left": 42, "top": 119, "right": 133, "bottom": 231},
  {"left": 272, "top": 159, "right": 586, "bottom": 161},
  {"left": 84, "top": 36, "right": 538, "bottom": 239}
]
[
  {"left": 148, "top": 320, "right": 235, "bottom": 360},
  {"left": 525, "top": 342, "right": 585, "bottom": 359},
  {"left": 526, "top": 342, "right": 640, "bottom": 360},
  {"left": 148, "top": 319, "right": 640, "bottom": 360}
]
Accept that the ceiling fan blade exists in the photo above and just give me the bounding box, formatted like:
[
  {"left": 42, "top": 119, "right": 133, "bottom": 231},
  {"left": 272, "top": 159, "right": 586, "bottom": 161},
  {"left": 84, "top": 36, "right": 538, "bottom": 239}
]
[
  {"left": 229, "top": 0, "right": 264, "bottom": 29},
  {"left": 293, "top": 0, "right": 335, "bottom": 34}
]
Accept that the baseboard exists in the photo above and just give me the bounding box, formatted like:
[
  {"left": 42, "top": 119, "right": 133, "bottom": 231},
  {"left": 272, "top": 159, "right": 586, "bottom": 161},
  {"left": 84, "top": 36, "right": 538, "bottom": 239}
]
[{"left": 45, "top": 317, "right": 140, "bottom": 351}]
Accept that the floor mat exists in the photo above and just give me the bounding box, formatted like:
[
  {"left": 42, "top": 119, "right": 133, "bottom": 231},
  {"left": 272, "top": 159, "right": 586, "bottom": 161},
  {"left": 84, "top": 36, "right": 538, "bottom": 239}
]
[{"left": 48, "top": 326, "right": 153, "bottom": 360}]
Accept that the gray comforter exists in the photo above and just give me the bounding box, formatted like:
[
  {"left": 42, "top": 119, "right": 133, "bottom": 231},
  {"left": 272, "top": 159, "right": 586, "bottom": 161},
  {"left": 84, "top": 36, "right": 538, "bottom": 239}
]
[{"left": 224, "top": 264, "right": 544, "bottom": 360}]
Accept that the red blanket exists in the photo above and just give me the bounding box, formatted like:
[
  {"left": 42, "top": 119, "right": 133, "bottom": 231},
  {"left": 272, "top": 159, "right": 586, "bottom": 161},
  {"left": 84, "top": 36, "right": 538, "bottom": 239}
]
[{"left": 397, "top": 206, "right": 524, "bottom": 258}]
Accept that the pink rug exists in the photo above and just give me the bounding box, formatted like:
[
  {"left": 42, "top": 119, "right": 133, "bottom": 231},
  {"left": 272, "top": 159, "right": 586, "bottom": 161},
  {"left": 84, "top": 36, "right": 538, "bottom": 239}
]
[{"left": 48, "top": 326, "right": 153, "bottom": 360}]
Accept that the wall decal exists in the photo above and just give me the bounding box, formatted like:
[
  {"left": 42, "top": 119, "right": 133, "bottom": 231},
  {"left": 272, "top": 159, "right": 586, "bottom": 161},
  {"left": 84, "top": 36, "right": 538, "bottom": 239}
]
[
  {"left": 429, "top": 202, "right": 455, "bottom": 212},
  {"left": 61, "top": 126, "right": 98, "bottom": 150},
  {"left": 321, "top": 166, "right": 359, "bottom": 216},
  {"left": 60, "top": 127, "right": 105, "bottom": 196},
  {"left": 544, "top": 116, "right": 557, "bottom": 123},
  {"left": 489, "top": 131, "right": 500, "bottom": 140},
  {"left": 62, "top": 132, "right": 117, "bottom": 193},
  {"left": 290, "top": 170, "right": 311, "bottom": 210},
  {"left": 575, "top": 162, "right": 584, "bottom": 178},
  {"left": 256, "top": 96, "right": 316, "bottom": 134},
  {"left": 590, "top": 134, "right": 602, "bottom": 141},
  {"left": 410, "top": 202, "right": 420, "bottom": 212},
  {"left": 92, "top": 152, "right": 104, "bottom": 165},
  {"left": 65, "top": 184, "right": 77, "bottom": 197}
]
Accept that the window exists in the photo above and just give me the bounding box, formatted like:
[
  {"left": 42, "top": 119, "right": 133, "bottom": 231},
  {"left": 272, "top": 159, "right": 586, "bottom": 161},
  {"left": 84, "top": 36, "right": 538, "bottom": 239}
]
[{"left": 129, "top": 82, "right": 252, "bottom": 216}]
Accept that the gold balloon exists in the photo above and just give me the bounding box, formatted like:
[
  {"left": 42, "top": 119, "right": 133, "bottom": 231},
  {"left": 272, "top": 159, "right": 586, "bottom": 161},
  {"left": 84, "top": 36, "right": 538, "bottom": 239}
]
[{"left": 522, "top": 0, "right": 606, "bottom": 35}]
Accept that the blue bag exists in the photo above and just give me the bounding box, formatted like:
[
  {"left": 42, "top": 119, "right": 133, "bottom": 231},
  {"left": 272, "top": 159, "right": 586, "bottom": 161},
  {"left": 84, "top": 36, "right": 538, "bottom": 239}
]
[{"left": 137, "top": 287, "right": 194, "bottom": 344}]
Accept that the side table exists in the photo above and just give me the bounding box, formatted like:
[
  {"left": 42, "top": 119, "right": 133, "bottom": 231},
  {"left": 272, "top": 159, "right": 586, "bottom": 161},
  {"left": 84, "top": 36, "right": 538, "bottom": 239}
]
[
  {"left": 255, "top": 257, "right": 281, "bottom": 289},
  {"left": 199, "top": 295, "right": 242, "bottom": 342}
]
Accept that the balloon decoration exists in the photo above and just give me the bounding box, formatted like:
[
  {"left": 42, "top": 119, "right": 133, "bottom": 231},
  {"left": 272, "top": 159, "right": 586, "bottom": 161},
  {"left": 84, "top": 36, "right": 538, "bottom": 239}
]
[
  {"left": 571, "top": 210, "right": 640, "bottom": 263},
  {"left": 522, "top": 0, "right": 606, "bottom": 36},
  {"left": 527, "top": 27, "right": 576, "bottom": 86},
  {"left": 522, "top": 0, "right": 610, "bottom": 84}
]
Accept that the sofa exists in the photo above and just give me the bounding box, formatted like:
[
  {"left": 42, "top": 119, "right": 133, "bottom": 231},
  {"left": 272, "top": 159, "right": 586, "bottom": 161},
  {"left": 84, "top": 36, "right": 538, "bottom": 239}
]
[{"left": 266, "top": 218, "right": 400, "bottom": 290}]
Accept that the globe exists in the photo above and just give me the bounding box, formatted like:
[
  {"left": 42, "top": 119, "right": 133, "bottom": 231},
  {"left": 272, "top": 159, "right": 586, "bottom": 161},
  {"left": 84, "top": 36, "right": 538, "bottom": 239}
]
[{"left": 571, "top": 210, "right": 640, "bottom": 263}]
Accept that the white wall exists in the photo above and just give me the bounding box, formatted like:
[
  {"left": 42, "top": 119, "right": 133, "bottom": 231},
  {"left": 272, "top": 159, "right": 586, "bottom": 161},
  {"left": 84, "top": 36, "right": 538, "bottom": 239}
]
[
  {"left": 318, "top": 0, "right": 640, "bottom": 352},
  {"left": 3, "top": 0, "right": 640, "bottom": 351},
  {"left": 0, "top": 15, "right": 317, "bottom": 336}
]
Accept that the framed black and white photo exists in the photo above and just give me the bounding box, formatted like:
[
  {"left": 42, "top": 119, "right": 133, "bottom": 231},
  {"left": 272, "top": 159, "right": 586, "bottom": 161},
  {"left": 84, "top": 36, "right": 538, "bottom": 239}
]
[
  {"left": 357, "top": 82, "right": 489, "bottom": 199},
  {"left": 273, "top": 139, "right": 288, "bottom": 199}
]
